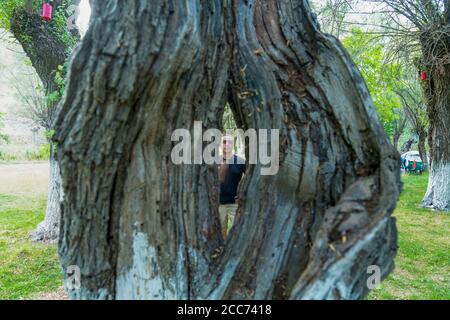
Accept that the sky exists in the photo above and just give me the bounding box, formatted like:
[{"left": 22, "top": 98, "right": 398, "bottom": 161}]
[
  {"left": 75, "top": 0, "right": 407, "bottom": 38},
  {"left": 77, "top": 0, "right": 91, "bottom": 35},
  {"left": 75, "top": 0, "right": 381, "bottom": 35}
]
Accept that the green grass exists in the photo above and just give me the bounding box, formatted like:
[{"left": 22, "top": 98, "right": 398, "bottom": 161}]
[
  {"left": 0, "top": 194, "right": 63, "bottom": 300},
  {"left": 368, "top": 173, "right": 450, "bottom": 300},
  {"left": 0, "top": 144, "right": 50, "bottom": 162},
  {"left": 0, "top": 169, "right": 448, "bottom": 299}
]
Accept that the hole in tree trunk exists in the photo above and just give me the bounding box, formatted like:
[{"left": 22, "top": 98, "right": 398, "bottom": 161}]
[
  {"left": 218, "top": 103, "right": 248, "bottom": 240},
  {"left": 53, "top": 1, "right": 401, "bottom": 300}
]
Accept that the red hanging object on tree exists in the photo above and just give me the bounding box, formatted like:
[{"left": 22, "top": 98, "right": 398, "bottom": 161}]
[
  {"left": 41, "top": 3, "right": 53, "bottom": 22},
  {"left": 420, "top": 71, "right": 427, "bottom": 81}
]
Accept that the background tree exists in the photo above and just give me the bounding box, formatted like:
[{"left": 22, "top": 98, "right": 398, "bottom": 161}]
[
  {"left": 10, "top": 72, "right": 56, "bottom": 132},
  {"left": 412, "top": 1, "right": 450, "bottom": 211},
  {"left": 319, "top": 0, "right": 449, "bottom": 210},
  {"left": 0, "top": 0, "right": 80, "bottom": 241},
  {"left": 367, "top": 0, "right": 449, "bottom": 211},
  {"left": 391, "top": 109, "right": 408, "bottom": 151},
  {"left": 394, "top": 67, "right": 429, "bottom": 166},
  {"left": 55, "top": 0, "right": 400, "bottom": 299}
]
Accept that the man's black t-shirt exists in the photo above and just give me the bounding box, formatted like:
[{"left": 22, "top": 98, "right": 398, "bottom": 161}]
[{"left": 219, "top": 155, "right": 246, "bottom": 204}]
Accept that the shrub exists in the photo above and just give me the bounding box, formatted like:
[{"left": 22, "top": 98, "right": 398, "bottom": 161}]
[{"left": 25, "top": 144, "right": 51, "bottom": 161}]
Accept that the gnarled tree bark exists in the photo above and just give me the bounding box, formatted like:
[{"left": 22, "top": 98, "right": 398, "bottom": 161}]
[
  {"left": 10, "top": 0, "right": 80, "bottom": 242},
  {"left": 54, "top": 0, "right": 400, "bottom": 299},
  {"left": 420, "top": 28, "right": 450, "bottom": 211}
]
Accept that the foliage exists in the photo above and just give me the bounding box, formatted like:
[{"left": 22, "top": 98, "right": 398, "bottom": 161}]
[
  {"left": 45, "top": 63, "right": 67, "bottom": 107},
  {"left": 0, "top": 0, "right": 26, "bottom": 30},
  {"left": 53, "top": 2, "right": 78, "bottom": 49},
  {"left": 0, "top": 0, "right": 78, "bottom": 50},
  {"left": 394, "top": 67, "right": 429, "bottom": 137},
  {"left": 342, "top": 28, "right": 402, "bottom": 138},
  {"left": 0, "top": 151, "right": 18, "bottom": 161},
  {"left": 222, "top": 104, "right": 242, "bottom": 155},
  {"left": 0, "top": 144, "right": 50, "bottom": 162},
  {"left": 222, "top": 103, "right": 236, "bottom": 132},
  {"left": 25, "top": 143, "right": 50, "bottom": 161}
]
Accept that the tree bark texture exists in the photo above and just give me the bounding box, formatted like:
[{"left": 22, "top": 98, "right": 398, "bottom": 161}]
[
  {"left": 29, "top": 149, "right": 62, "bottom": 243},
  {"left": 420, "top": 29, "right": 450, "bottom": 211},
  {"left": 10, "top": 1, "right": 80, "bottom": 241},
  {"left": 418, "top": 131, "right": 428, "bottom": 167},
  {"left": 54, "top": 0, "right": 400, "bottom": 300}
]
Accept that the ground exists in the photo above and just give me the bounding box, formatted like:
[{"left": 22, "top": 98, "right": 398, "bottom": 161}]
[
  {"left": 367, "top": 173, "right": 450, "bottom": 300},
  {"left": 0, "top": 162, "right": 448, "bottom": 300},
  {"left": 0, "top": 162, "right": 66, "bottom": 299}
]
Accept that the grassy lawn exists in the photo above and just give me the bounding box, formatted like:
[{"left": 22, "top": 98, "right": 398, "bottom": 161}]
[
  {"left": 368, "top": 172, "right": 450, "bottom": 300},
  {"left": 0, "top": 162, "right": 63, "bottom": 300},
  {"left": 0, "top": 193, "right": 63, "bottom": 299},
  {"left": 0, "top": 164, "right": 448, "bottom": 299}
]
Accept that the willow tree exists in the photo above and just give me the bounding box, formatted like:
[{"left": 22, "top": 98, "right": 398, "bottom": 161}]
[
  {"left": 419, "top": 3, "right": 450, "bottom": 211},
  {"left": 55, "top": 0, "right": 400, "bottom": 299},
  {"left": 362, "top": 0, "right": 449, "bottom": 211},
  {"left": 1, "top": 0, "right": 80, "bottom": 241}
]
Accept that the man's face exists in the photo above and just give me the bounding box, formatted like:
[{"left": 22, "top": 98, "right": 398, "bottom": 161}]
[{"left": 221, "top": 135, "right": 234, "bottom": 155}]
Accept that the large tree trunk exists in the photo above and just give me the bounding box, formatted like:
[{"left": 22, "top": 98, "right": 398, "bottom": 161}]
[
  {"left": 30, "top": 146, "right": 62, "bottom": 243},
  {"left": 54, "top": 0, "right": 400, "bottom": 300},
  {"left": 420, "top": 29, "right": 450, "bottom": 211},
  {"left": 10, "top": 1, "right": 80, "bottom": 241}
]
